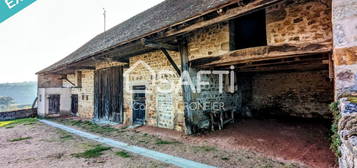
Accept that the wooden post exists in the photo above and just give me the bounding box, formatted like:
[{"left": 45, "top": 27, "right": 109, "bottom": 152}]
[
  {"left": 179, "top": 38, "right": 194, "bottom": 135},
  {"left": 161, "top": 48, "right": 181, "bottom": 76}
]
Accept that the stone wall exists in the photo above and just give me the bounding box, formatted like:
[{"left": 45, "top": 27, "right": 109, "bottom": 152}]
[
  {"left": 266, "top": 0, "right": 332, "bottom": 45},
  {"left": 123, "top": 51, "right": 185, "bottom": 131},
  {"left": 37, "top": 88, "right": 72, "bottom": 116},
  {"left": 332, "top": 0, "right": 357, "bottom": 167},
  {"left": 72, "top": 70, "right": 94, "bottom": 119},
  {"left": 0, "top": 109, "right": 36, "bottom": 121},
  {"left": 187, "top": 23, "right": 230, "bottom": 60},
  {"left": 247, "top": 70, "right": 333, "bottom": 118},
  {"left": 62, "top": 74, "right": 76, "bottom": 88},
  {"left": 338, "top": 98, "right": 357, "bottom": 168},
  {"left": 189, "top": 69, "right": 240, "bottom": 129},
  {"left": 68, "top": 70, "right": 95, "bottom": 119},
  {"left": 187, "top": 0, "right": 332, "bottom": 62},
  {"left": 38, "top": 74, "right": 62, "bottom": 88}
]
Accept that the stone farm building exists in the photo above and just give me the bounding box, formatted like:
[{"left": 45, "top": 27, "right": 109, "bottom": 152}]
[{"left": 37, "top": 0, "right": 357, "bottom": 166}]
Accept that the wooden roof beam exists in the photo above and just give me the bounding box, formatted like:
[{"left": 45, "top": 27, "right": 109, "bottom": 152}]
[
  {"left": 190, "top": 40, "right": 333, "bottom": 68},
  {"left": 141, "top": 38, "right": 178, "bottom": 51},
  {"left": 166, "top": 0, "right": 282, "bottom": 37}
]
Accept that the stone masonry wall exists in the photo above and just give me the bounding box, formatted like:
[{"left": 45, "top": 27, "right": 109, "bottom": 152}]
[
  {"left": 188, "top": 0, "right": 332, "bottom": 61},
  {"left": 67, "top": 70, "right": 94, "bottom": 119},
  {"left": 332, "top": 0, "right": 357, "bottom": 167},
  {"left": 38, "top": 74, "right": 62, "bottom": 88},
  {"left": 188, "top": 22, "right": 229, "bottom": 60},
  {"left": 189, "top": 69, "right": 240, "bottom": 129},
  {"left": 266, "top": 0, "right": 332, "bottom": 45},
  {"left": 123, "top": 51, "right": 185, "bottom": 132},
  {"left": 249, "top": 70, "right": 334, "bottom": 118}
]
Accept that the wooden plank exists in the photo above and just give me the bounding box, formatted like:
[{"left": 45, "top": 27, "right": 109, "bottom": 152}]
[
  {"left": 191, "top": 41, "right": 333, "bottom": 68},
  {"left": 161, "top": 48, "right": 181, "bottom": 76},
  {"left": 239, "top": 61, "right": 328, "bottom": 72},
  {"left": 166, "top": 0, "right": 282, "bottom": 37}
]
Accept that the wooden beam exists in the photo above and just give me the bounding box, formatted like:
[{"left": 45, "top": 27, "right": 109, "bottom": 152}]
[
  {"left": 161, "top": 48, "right": 181, "bottom": 76},
  {"left": 67, "top": 66, "right": 96, "bottom": 70},
  {"left": 236, "top": 54, "right": 328, "bottom": 69},
  {"left": 179, "top": 38, "right": 194, "bottom": 135},
  {"left": 191, "top": 40, "right": 333, "bottom": 68},
  {"left": 166, "top": 0, "right": 282, "bottom": 37},
  {"left": 141, "top": 38, "right": 178, "bottom": 51},
  {"left": 238, "top": 61, "right": 328, "bottom": 72}
]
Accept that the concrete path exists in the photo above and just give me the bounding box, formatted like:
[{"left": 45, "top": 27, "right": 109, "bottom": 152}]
[{"left": 39, "top": 120, "right": 216, "bottom": 168}]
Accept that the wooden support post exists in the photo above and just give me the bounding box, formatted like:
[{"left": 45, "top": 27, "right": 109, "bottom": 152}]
[
  {"left": 161, "top": 48, "right": 181, "bottom": 76},
  {"left": 179, "top": 39, "right": 194, "bottom": 135},
  {"left": 328, "top": 53, "right": 334, "bottom": 81}
]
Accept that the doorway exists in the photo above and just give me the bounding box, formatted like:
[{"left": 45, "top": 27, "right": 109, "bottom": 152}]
[
  {"left": 71, "top": 94, "right": 78, "bottom": 115},
  {"left": 94, "top": 67, "right": 123, "bottom": 123},
  {"left": 48, "top": 94, "right": 60, "bottom": 114},
  {"left": 132, "top": 85, "right": 146, "bottom": 125}
]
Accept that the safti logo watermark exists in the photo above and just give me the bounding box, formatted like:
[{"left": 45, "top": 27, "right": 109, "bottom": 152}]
[
  {"left": 0, "top": 0, "right": 37, "bottom": 23},
  {"left": 123, "top": 60, "right": 236, "bottom": 94}
]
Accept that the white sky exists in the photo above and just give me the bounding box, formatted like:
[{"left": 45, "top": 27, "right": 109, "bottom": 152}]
[{"left": 0, "top": 0, "right": 164, "bottom": 83}]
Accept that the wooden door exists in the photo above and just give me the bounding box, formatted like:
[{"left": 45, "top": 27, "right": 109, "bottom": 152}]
[
  {"left": 48, "top": 94, "right": 60, "bottom": 114},
  {"left": 94, "top": 67, "right": 123, "bottom": 123},
  {"left": 71, "top": 94, "right": 78, "bottom": 115}
]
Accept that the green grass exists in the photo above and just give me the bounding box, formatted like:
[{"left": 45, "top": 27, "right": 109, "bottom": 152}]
[
  {"left": 193, "top": 146, "right": 217, "bottom": 152},
  {"left": 0, "top": 118, "right": 37, "bottom": 128},
  {"left": 221, "top": 157, "right": 230, "bottom": 161},
  {"left": 115, "top": 151, "right": 131, "bottom": 158},
  {"left": 58, "top": 119, "right": 119, "bottom": 135},
  {"left": 155, "top": 139, "right": 180, "bottom": 145},
  {"left": 72, "top": 145, "right": 112, "bottom": 158},
  {"left": 329, "top": 102, "right": 342, "bottom": 157},
  {"left": 9, "top": 137, "right": 32, "bottom": 142},
  {"left": 60, "top": 135, "right": 73, "bottom": 140}
]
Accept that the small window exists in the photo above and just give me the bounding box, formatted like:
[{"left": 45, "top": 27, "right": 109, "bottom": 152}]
[{"left": 230, "top": 9, "right": 267, "bottom": 50}]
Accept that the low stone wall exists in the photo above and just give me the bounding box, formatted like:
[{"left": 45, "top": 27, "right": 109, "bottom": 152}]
[
  {"left": 338, "top": 98, "right": 357, "bottom": 168},
  {"left": 0, "top": 109, "right": 36, "bottom": 121}
]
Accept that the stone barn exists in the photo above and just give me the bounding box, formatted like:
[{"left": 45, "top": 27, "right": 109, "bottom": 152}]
[{"left": 36, "top": 0, "right": 357, "bottom": 166}]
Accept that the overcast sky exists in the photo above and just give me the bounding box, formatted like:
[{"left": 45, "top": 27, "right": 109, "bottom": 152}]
[{"left": 0, "top": 0, "right": 164, "bottom": 83}]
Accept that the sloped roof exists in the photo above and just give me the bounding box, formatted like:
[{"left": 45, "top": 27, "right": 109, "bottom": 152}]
[{"left": 38, "top": 0, "right": 232, "bottom": 73}]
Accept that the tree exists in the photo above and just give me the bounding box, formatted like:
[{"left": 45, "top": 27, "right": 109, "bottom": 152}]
[{"left": 0, "top": 96, "right": 15, "bottom": 107}]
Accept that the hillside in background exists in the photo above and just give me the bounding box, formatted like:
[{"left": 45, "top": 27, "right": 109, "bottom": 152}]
[{"left": 0, "top": 81, "right": 37, "bottom": 105}]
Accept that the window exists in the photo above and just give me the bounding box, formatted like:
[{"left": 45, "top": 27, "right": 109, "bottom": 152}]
[{"left": 230, "top": 9, "right": 267, "bottom": 50}]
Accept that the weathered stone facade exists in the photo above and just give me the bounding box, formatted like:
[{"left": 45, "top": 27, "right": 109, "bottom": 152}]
[
  {"left": 266, "top": 0, "right": 332, "bottom": 45},
  {"left": 123, "top": 51, "right": 185, "bottom": 131},
  {"left": 188, "top": 69, "right": 239, "bottom": 129},
  {"left": 63, "top": 70, "right": 95, "bottom": 119},
  {"left": 248, "top": 70, "right": 334, "bottom": 118},
  {"left": 38, "top": 74, "right": 62, "bottom": 88},
  {"left": 188, "top": 0, "right": 332, "bottom": 62},
  {"left": 188, "top": 23, "right": 230, "bottom": 60},
  {"left": 332, "top": 0, "right": 357, "bottom": 167}
]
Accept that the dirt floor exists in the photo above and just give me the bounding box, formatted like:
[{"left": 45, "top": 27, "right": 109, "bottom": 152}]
[
  {"left": 136, "top": 118, "right": 337, "bottom": 168},
  {"left": 1, "top": 118, "right": 334, "bottom": 168},
  {"left": 51, "top": 117, "right": 304, "bottom": 168},
  {"left": 0, "top": 121, "right": 173, "bottom": 168}
]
